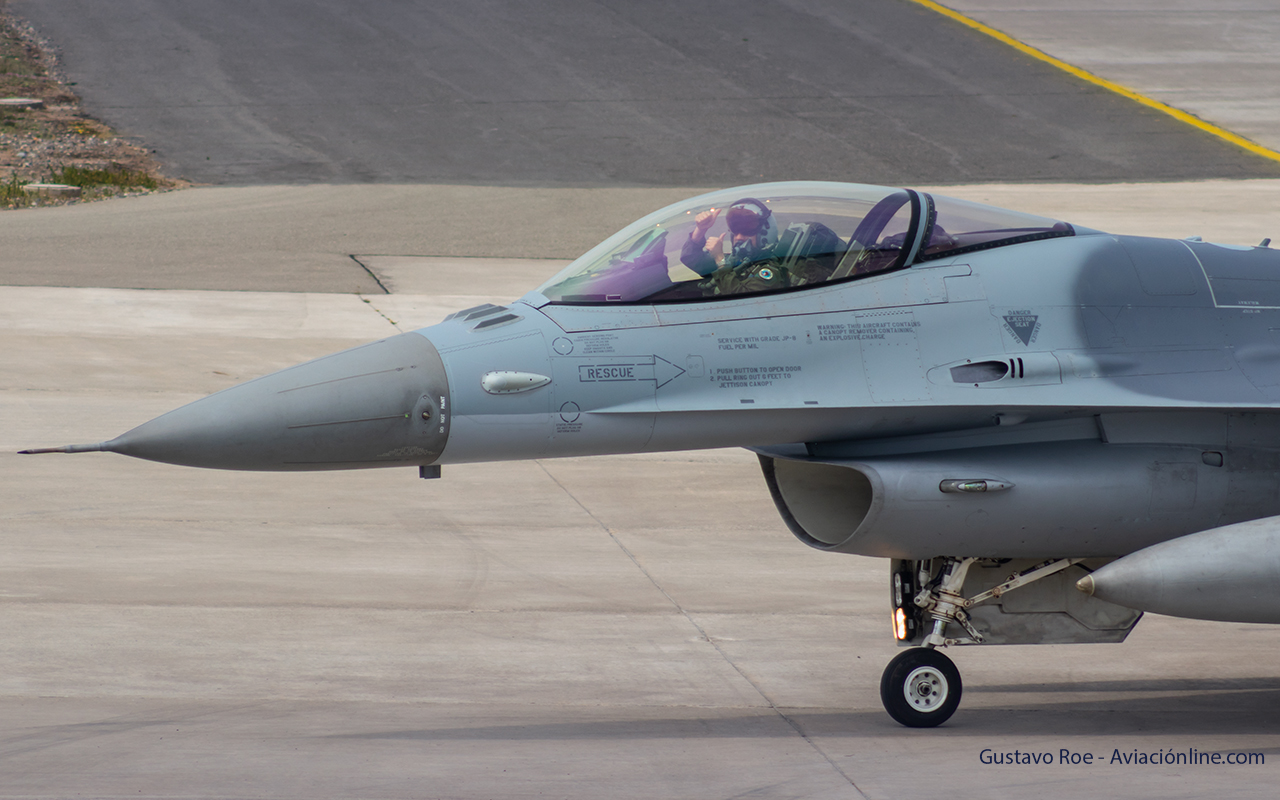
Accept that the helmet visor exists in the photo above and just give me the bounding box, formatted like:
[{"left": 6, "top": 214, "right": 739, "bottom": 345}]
[{"left": 726, "top": 200, "right": 768, "bottom": 236}]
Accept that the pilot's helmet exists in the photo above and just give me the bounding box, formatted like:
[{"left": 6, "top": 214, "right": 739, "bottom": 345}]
[{"left": 725, "top": 198, "right": 777, "bottom": 245}]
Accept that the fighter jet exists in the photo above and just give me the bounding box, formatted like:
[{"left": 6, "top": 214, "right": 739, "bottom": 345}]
[{"left": 23, "top": 181, "right": 1280, "bottom": 727}]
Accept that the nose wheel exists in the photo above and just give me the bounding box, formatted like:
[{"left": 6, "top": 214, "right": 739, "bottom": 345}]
[{"left": 880, "top": 648, "right": 962, "bottom": 727}]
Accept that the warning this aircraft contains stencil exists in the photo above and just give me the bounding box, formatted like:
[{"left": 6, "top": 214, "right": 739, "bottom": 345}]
[{"left": 817, "top": 320, "right": 921, "bottom": 341}]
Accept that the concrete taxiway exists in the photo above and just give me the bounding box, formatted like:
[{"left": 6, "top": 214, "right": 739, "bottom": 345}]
[
  {"left": 1, "top": 179, "right": 1278, "bottom": 293},
  {"left": 5, "top": 182, "right": 1280, "bottom": 799}
]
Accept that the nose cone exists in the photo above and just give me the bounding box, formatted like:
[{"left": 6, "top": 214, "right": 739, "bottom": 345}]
[{"left": 106, "top": 331, "right": 450, "bottom": 471}]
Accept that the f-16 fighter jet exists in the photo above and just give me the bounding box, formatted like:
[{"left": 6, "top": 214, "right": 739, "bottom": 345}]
[{"left": 25, "top": 181, "right": 1280, "bottom": 727}]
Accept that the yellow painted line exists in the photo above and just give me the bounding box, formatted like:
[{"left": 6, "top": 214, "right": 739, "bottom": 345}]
[{"left": 907, "top": 0, "right": 1280, "bottom": 165}]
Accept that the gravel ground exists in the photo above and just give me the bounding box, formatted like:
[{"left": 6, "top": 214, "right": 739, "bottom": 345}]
[
  {"left": 1, "top": 129, "right": 160, "bottom": 179},
  {"left": 0, "top": 7, "right": 175, "bottom": 208}
]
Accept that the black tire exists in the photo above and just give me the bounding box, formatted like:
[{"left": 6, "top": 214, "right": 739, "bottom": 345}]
[{"left": 880, "top": 648, "right": 962, "bottom": 728}]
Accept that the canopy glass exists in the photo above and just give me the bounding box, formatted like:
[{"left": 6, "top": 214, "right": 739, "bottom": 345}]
[{"left": 538, "top": 182, "right": 1072, "bottom": 304}]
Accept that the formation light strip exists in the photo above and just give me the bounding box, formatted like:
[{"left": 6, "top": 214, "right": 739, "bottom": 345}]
[{"left": 908, "top": 0, "right": 1280, "bottom": 166}]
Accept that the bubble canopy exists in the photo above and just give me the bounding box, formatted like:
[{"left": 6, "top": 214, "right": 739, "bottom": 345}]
[{"left": 536, "top": 181, "right": 1074, "bottom": 305}]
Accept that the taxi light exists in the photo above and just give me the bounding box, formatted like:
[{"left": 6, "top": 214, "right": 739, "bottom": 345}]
[{"left": 893, "top": 607, "right": 909, "bottom": 641}]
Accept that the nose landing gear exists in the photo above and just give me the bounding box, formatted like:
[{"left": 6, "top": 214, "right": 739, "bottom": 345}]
[
  {"left": 881, "top": 555, "right": 1090, "bottom": 727},
  {"left": 881, "top": 557, "right": 975, "bottom": 727}
]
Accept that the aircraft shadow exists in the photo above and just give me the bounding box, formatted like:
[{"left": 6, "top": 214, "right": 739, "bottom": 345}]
[{"left": 330, "top": 681, "right": 1280, "bottom": 742}]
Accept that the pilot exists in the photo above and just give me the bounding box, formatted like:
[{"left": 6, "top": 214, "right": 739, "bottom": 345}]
[{"left": 680, "top": 198, "right": 790, "bottom": 296}]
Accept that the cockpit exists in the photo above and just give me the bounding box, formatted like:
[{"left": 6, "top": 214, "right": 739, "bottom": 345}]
[{"left": 537, "top": 181, "right": 1073, "bottom": 305}]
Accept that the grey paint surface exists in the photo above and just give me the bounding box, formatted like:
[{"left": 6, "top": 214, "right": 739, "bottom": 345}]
[
  {"left": 100, "top": 331, "right": 451, "bottom": 470},
  {"left": 946, "top": 0, "right": 1280, "bottom": 154},
  {"left": 7, "top": 283, "right": 1280, "bottom": 798},
  {"left": 11, "top": 0, "right": 1280, "bottom": 186}
]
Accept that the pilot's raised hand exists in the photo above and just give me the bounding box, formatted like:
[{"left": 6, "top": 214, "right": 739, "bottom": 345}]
[
  {"left": 680, "top": 210, "right": 725, "bottom": 275},
  {"left": 705, "top": 233, "right": 726, "bottom": 262},
  {"left": 693, "top": 208, "right": 721, "bottom": 239}
]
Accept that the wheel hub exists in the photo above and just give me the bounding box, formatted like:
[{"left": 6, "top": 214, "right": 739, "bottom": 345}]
[{"left": 903, "top": 666, "right": 949, "bottom": 712}]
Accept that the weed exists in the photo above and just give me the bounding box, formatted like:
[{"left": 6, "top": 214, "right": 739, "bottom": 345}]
[
  {"left": 52, "top": 165, "right": 159, "bottom": 191},
  {"left": 0, "top": 174, "right": 35, "bottom": 208}
]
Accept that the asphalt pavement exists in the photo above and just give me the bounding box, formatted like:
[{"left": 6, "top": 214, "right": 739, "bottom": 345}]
[
  {"left": 13, "top": 0, "right": 1280, "bottom": 186},
  {"left": 947, "top": 0, "right": 1280, "bottom": 154}
]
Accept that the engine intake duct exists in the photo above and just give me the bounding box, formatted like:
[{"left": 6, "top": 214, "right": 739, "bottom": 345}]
[{"left": 759, "top": 440, "right": 1275, "bottom": 560}]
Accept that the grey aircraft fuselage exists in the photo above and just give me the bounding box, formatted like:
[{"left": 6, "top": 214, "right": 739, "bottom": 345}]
[
  {"left": 456, "top": 230, "right": 1280, "bottom": 558},
  {"left": 26, "top": 181, "right": 1280, "bottom": 726}
]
